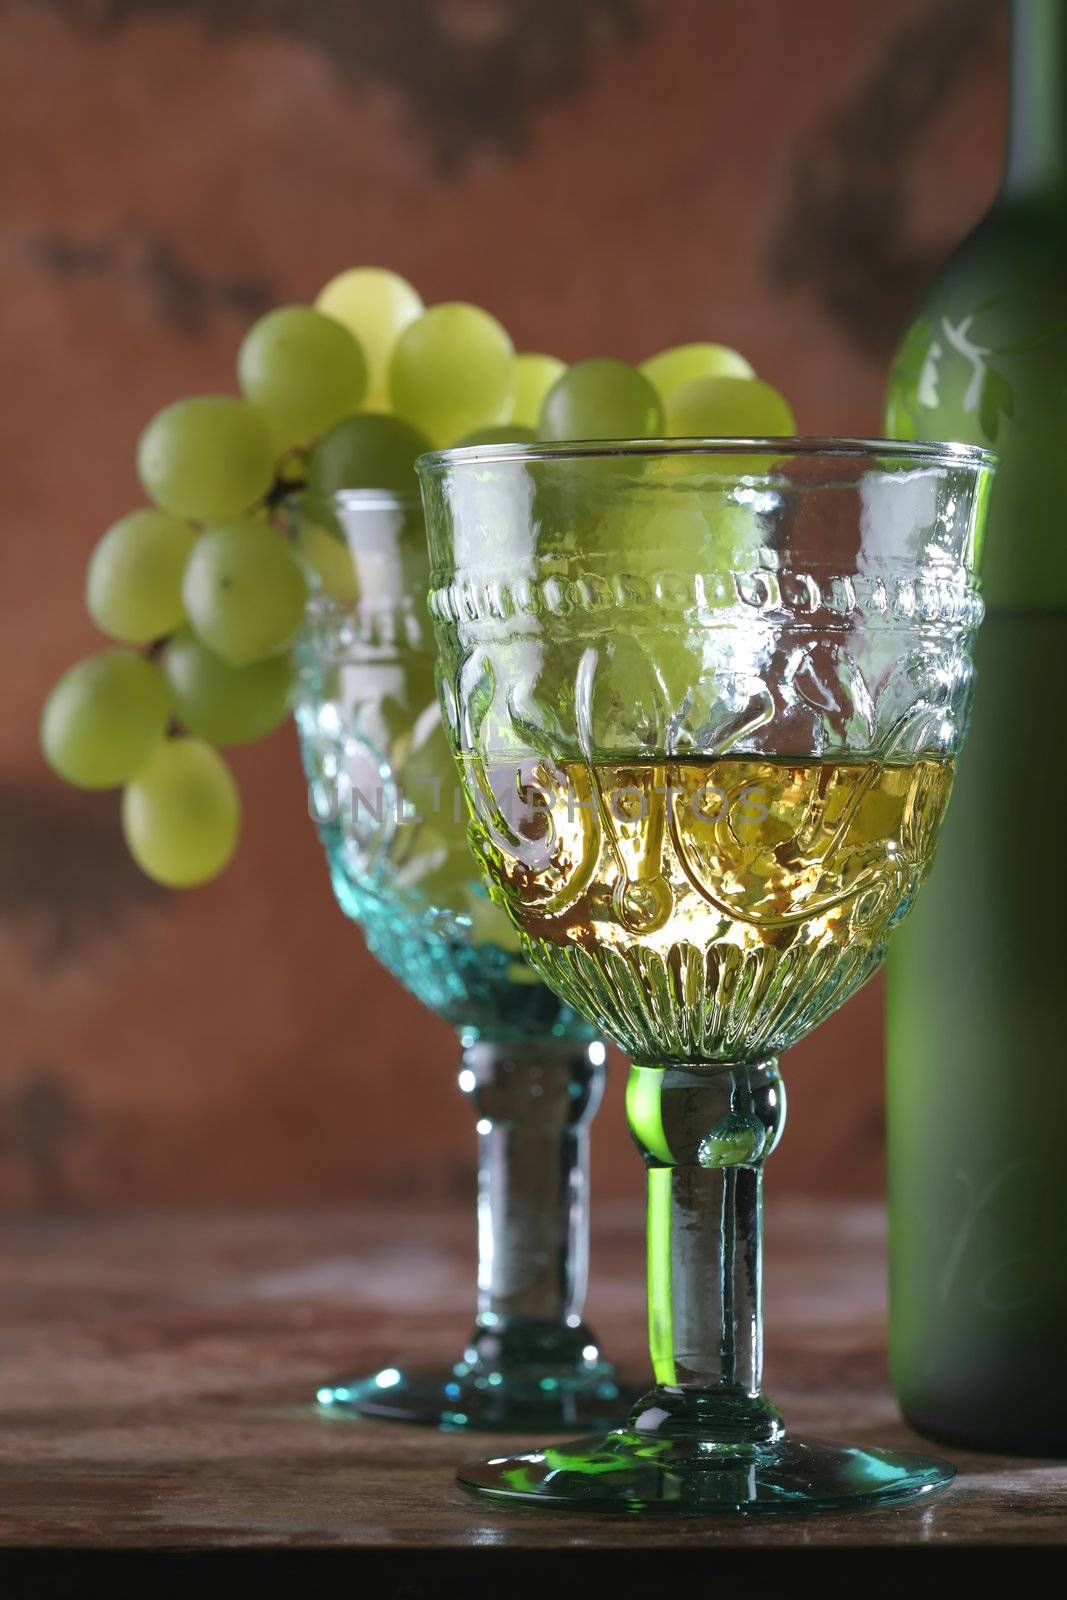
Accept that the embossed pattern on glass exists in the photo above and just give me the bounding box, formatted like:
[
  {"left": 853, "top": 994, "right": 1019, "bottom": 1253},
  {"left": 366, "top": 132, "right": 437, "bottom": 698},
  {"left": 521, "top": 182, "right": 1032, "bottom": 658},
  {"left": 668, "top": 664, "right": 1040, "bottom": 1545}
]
[{"left": 421, "top": 439, "right": 994, "bottom": 1511}]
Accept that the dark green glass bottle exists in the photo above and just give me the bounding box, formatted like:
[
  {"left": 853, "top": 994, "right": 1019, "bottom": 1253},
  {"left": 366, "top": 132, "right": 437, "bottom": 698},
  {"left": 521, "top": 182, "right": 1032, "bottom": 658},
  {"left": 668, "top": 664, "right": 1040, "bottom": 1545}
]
[{"left": 884, "top": 0, "right": 1067, "bottom": 1453}]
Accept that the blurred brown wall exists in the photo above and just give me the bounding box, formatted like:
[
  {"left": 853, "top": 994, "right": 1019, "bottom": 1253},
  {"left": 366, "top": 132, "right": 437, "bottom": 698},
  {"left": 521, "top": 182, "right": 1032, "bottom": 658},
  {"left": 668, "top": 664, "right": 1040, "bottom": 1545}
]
[{"left": 1, "top": 0, "right": 1006, "bottom": 1211}]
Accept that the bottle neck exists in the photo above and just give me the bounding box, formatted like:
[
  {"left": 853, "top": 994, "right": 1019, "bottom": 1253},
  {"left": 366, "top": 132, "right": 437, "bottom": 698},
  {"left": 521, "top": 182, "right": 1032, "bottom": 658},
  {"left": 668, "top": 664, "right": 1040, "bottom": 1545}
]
[{"left": 1002, "top": 0, "right": 1067, "bottom": 200}]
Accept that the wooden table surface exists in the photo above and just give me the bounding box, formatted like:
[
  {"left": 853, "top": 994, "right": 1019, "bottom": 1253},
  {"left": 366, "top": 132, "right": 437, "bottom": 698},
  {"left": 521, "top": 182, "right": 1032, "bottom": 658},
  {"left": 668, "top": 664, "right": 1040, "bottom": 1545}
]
[{"left": 0, "top": 1198, "right": 1063, "bottom": 1584}]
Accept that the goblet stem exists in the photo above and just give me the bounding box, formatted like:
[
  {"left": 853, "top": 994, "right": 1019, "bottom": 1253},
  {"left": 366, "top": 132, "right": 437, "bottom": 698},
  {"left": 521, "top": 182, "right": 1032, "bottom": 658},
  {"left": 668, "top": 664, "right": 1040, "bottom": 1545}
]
[
  {"left": 627, "top": 1060, "right": 786, "bottom": 1442},
  {"left": 461, "top": 1037, "right": 607, "bottom": 1374},
  {"left": 317, "top": 1034, "right": 626, "bottom": 1426},
  {"left": 459, "top": 1053, "right": 956, "bottom": 1507},
  {"left": 318, "top": 1036, "right": 630, "bottom": 1427}
]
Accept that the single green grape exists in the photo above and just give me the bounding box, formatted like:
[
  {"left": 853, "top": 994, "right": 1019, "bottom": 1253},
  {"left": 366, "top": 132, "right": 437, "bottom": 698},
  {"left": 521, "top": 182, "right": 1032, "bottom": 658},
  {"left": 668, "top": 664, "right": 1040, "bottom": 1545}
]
[
  {"left": 121, "top": 737, "right": 240, "bottom": 887},
  {"left": 182, "top": 519, "right": 308, "bottom": 666},
  {"left": 315, "top": 266, "right": 424, "bottom": 409},
  {"left": 294, "top": 519, "right": 360, "bottom": 603},
  {"left": 596, "top": 481, "right": 764, "bottom": 577},
  {"left": 400, "top": 822, "right": 473, "bottom": 913},
  {"left": 600, "top": 495, "right": 706, "bottom": 570},
  {"left": 307, "top": 413, "right": 430, "bottom": 505},
  {"left": 453, "top": 423, "right": 539, "bottom": 447},
  {"left": 389, "top": 302, "right": 514, "bottom": 446},
  {"left": 162, "top": 628, "right": 292, "bottom": 746},
  {"left": 400, "top": 711, "right": 463, "bottom": 809},
  {"left": 86, "top": 508, "right": 198, "bottom": 644},
  {"left": 137, "top": 396, "right": 276, "bottom": 521},
  {"left": 41, "top": 650, "right": 170, "bottom": 789},
  {"left": 462, "top": 883, "right": 524, "bottom": 954},
  {"left": 664, "top": 375, "right": 795, "bottom": 437},
  {"left": 640, "top": 342, "right": 755, "bottom": 411},
  {"left": 237, "top": 306, "right": 367, "bottom": 449},
  {"left": 538, "top": 359, "right": 663, "bottom": 441},
  {"left": 512, "top": 353, "right": 566, "bottom": 429},
  {"left": 276, "top": 447, "right": 308, "bottom": 485}
]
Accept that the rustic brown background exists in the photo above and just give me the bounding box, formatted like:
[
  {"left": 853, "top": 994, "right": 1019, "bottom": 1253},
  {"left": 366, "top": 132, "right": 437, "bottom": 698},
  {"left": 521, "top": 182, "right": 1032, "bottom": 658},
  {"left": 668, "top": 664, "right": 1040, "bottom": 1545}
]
[{"left": 1, "top": 0, "right": 1005, "bottom": 1212}]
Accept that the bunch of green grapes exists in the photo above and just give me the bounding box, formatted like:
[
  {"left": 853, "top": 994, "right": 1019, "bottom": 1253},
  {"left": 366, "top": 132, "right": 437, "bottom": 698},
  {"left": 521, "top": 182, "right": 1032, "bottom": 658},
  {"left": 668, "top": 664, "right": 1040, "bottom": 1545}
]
[
  {"left": 528, "top": 344, "right": 795, "bottom": 746},
  {"left": 42, "top": 261, "right": 794, "bottom": 888}
]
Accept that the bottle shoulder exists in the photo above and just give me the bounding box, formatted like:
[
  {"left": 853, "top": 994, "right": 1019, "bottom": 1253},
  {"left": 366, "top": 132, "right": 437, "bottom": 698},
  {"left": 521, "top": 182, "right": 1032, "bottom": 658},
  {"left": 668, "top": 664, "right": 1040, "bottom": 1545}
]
[
  {"left": 884, "top": 201, "right": 1067, "bottom": 607},
  {"left": 920, "top": 201, "right": 1067, "bottom": 311},
  {"left": 887, "top": 199, "right": 1067, "bottom": 422}
]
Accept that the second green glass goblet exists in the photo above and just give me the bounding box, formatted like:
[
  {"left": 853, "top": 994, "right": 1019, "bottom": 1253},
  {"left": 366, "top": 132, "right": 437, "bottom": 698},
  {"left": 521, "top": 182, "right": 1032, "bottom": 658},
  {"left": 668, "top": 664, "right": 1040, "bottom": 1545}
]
[
  {"left": 292, "top": 490, "right": 630, "bottom": 1431},
  {"left": 421, "top": 437, "right": 993, "bottom": 1510}
]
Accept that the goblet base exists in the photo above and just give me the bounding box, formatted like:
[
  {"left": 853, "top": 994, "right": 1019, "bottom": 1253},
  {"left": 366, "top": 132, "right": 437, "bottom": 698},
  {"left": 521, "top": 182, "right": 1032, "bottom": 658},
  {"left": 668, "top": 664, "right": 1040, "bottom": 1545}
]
[
  {"left": 317, "top": 1362, "right": 637, "bottom": 1432},
  {"left": 457, "top": 1429, "right": 956, "bottom": 1513}
]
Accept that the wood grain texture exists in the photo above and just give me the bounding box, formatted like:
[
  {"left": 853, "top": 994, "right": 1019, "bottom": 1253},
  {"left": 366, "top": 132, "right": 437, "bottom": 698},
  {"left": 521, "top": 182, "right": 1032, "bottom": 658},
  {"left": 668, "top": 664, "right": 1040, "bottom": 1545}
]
[{"left": 0, "top": 1199, "right": 1063, "bottom": 1553}]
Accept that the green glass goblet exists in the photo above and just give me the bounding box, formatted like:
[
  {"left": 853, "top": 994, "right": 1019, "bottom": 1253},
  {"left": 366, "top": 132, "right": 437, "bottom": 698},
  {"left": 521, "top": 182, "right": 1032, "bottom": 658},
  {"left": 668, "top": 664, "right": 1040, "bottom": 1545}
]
[
  {"left": 420, "top": 438, "right": 993, "bottom": 1509},
  {"left": 292, "top": 490, "right": 633, "bottom": 1430}
]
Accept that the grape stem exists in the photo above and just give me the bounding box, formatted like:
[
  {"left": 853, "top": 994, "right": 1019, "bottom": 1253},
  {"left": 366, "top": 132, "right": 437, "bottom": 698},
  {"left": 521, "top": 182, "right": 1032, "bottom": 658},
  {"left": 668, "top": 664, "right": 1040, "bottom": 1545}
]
[{"left": 266, "top": 468, "right": 309, "bottom": 511}]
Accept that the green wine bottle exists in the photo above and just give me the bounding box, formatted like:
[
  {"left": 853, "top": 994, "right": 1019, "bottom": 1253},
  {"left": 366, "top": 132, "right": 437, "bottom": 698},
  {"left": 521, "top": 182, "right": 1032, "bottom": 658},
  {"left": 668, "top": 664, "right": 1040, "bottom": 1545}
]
[{"left": 884, "top": 0, "right": 1067, "bottom": 1454}]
